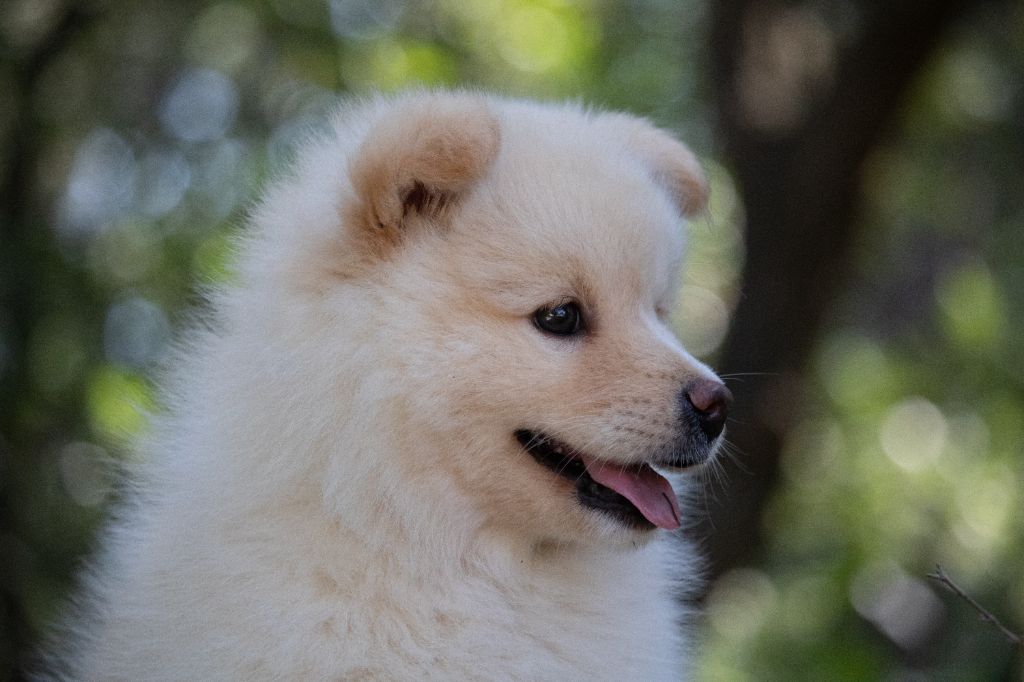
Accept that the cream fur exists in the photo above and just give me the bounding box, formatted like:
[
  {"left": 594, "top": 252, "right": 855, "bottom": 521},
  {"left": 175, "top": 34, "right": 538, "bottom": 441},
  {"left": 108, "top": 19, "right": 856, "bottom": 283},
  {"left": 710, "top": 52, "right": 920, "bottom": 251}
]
[{"left": 44, "top": 91, "right": 721, "bottom": 680}]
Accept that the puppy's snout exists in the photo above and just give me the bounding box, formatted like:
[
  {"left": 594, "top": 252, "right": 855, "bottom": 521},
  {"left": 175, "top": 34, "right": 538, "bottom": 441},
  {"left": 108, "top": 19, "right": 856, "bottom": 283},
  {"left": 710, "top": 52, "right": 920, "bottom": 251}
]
[{"left": 682, "top": 379, "right": 732, "bottom": 441}]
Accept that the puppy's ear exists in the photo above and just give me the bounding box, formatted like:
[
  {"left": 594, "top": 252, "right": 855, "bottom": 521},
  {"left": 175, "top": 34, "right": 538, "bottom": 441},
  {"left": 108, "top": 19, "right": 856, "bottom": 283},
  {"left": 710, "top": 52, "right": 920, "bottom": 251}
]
[
  {"left": 606, "top": 117, "right": 708, "bottom": 217},
  {"left": 348, "top": 94, "right": 501, "bottom": 240}
]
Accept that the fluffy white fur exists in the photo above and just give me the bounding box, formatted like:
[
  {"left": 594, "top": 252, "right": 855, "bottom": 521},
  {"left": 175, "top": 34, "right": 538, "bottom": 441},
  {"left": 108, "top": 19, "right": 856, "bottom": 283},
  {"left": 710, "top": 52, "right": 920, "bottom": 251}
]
[{"left": 45, "top": 91, "right": 722, "bottom": 680}]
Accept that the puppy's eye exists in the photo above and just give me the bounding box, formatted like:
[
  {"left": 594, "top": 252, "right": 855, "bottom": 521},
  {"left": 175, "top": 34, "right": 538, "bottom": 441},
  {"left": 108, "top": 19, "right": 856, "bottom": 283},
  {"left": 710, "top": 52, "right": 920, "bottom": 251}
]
[{"left": 534, "top": 302, "right": 583, "bottom": 336}]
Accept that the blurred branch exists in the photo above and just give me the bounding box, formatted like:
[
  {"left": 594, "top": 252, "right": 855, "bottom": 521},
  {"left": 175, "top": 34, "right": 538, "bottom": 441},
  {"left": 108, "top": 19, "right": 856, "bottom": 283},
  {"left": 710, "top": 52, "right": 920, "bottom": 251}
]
[{"left": 927, "top": 565, "right": 1024, "bottom": 649}]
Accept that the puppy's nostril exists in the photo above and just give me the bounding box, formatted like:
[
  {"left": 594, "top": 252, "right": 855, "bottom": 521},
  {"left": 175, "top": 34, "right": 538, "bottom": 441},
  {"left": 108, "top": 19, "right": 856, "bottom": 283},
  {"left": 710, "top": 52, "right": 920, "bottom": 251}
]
[{"left": 683, "top": 379, "right": 732, "bottom": 441}]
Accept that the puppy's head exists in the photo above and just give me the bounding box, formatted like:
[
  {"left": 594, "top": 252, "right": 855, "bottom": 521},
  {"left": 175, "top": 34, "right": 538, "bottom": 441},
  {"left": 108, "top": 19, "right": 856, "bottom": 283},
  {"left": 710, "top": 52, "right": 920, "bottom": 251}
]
[{"left": 315, "top": 93, "right": 727, "bottom": 545}]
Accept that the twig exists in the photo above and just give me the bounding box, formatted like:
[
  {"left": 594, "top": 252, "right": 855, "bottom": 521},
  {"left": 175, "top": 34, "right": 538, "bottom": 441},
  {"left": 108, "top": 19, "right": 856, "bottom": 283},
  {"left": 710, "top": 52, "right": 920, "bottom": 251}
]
[{"left": 927, "top": 564, "right": 1024, "bottom": 649}]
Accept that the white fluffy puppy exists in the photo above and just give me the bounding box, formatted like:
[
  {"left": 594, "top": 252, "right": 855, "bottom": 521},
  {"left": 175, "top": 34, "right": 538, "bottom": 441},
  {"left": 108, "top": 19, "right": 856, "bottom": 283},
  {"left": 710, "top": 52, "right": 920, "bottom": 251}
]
[{"left": 48, "top": 91, "right": 731, "bottom": 680}]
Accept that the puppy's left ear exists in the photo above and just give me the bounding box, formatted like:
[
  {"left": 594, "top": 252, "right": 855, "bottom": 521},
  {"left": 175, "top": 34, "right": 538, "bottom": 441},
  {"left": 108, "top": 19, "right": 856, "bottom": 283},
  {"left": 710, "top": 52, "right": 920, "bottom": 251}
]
[
  {"left": 348, "top": 94, "right": 501, "bottom": 239},
  {"left": 605, "top": 117, "right": 709, "bottom": 217}
]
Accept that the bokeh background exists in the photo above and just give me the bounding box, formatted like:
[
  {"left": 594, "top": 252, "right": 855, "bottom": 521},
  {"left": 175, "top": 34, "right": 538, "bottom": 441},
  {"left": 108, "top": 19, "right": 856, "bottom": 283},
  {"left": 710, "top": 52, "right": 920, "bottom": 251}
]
[{"left": 1, "top": 0, "right": 1022, "bottom": 679}]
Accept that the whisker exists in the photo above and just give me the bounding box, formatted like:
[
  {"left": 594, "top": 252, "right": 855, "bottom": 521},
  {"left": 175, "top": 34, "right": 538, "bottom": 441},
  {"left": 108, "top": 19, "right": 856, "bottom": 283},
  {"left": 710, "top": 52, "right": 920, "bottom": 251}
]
[{"left": 718, "top": 371, "right": 778, "bottom": 379}]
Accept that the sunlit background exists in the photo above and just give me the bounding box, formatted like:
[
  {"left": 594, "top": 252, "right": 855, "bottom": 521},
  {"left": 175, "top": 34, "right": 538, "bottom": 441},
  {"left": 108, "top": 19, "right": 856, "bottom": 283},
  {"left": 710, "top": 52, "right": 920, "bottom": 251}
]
[{"left": 1, "top": 0, "right": 1022, "bottom": 679}]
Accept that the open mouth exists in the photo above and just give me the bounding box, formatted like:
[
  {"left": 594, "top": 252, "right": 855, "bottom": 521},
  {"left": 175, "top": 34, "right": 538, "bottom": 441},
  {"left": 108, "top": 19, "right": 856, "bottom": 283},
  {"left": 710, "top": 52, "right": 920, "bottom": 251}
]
[{"left": 514, "top": 430, "right": 681, "bottom": 531}]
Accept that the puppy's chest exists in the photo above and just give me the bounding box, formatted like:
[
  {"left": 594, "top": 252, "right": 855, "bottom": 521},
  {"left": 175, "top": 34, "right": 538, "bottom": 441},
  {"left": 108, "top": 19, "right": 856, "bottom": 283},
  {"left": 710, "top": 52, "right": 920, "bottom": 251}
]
[
  {"left": 474, "top": 593, "right": 679, "bottom": 676},
  {"left": 353, "top": 565, "right": 685, "bottom": 679}
]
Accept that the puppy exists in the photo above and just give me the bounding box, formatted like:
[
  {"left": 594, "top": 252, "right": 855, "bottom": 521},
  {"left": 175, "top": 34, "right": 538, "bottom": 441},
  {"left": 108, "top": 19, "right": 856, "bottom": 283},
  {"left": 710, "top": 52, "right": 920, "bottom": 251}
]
[{"left": 46, "top": 91, "right": 730, "bottom": 680}]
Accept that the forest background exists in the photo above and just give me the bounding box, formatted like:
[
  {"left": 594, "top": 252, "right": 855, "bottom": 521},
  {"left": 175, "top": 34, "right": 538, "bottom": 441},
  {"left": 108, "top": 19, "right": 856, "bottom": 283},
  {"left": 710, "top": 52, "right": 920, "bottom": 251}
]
[{"left": 1, "top": 0, "right": 1022, "bottom": 679}]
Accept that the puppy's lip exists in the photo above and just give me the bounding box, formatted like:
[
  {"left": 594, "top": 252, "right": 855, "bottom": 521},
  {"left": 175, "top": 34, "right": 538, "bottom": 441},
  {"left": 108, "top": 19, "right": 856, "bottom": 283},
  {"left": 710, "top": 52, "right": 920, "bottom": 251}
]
[
  {"left": 513, "top": 430, "right": 681, "bottom": 530},
  {"left": 651, "top": 449, "right": 714, "bottom": 471}
]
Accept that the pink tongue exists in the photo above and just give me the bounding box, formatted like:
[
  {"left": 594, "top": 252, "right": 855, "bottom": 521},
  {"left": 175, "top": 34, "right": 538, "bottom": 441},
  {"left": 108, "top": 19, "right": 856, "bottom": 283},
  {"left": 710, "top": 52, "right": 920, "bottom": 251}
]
[{"left": 579, "top": 455, "right": 681, "bottom": 530}]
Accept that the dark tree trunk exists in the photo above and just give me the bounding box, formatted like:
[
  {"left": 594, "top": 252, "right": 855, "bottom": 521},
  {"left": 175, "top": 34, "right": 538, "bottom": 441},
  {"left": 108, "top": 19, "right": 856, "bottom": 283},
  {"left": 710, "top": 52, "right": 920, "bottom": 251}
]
[
  {"left": 704, "top": 0, "right": 978, "bottom": 578},
  {"left": 0, "top": 8, "right": 99, "bottom": 676}
]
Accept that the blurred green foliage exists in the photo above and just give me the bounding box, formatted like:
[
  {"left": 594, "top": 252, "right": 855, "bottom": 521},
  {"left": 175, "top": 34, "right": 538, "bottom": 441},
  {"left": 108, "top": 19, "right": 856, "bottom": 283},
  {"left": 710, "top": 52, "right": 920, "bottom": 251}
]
[{"left": 0, "top": 0, "right": 1021, "bottom": 679}]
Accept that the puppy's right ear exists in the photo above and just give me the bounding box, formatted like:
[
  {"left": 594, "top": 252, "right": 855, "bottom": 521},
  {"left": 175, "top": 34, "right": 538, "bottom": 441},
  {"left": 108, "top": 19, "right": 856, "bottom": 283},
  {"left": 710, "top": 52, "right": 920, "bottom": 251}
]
[{"left": 347, "top": 94, "right": 501, "bottom": 247}]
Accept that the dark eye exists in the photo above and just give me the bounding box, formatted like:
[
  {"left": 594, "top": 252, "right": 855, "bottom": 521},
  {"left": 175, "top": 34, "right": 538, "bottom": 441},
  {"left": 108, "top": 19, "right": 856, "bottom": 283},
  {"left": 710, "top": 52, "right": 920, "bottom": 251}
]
[{"left": 534, "top": 302, "right": 583, "bottom": 336}]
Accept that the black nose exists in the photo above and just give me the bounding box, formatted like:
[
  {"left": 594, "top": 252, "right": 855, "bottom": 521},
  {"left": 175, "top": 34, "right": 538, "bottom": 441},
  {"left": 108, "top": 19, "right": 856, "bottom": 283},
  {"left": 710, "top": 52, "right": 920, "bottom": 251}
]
[{"left": 682, "top": 379, "right": 732, "bottom": 441}]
